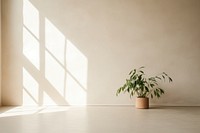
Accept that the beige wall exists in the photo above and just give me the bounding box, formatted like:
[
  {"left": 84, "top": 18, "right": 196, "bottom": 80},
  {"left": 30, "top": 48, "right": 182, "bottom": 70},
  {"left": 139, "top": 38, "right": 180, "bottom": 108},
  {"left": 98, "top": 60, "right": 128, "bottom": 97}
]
[
  {"left": 2, "top": 0, "right": 200, "bottom": 106},
  {"left": 0, "top": 0, "right": 1, "bottom": 106}
]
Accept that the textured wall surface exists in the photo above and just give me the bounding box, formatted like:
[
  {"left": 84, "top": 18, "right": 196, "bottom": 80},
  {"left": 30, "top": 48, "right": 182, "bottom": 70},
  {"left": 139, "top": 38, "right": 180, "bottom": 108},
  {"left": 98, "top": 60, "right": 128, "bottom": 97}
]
[{"left": 2, "top": 0, "right": 200, "bottom": 106}]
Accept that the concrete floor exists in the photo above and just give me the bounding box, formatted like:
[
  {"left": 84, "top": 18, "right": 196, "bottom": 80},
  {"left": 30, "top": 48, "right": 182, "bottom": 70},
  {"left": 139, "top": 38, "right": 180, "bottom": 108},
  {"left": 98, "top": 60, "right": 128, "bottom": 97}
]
[{"left": 0, "top": 106, "right": 200, "bottom": 133}]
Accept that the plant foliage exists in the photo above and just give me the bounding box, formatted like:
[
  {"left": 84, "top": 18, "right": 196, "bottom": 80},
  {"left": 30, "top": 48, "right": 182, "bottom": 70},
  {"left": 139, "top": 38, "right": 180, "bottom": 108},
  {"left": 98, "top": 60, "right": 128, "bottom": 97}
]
[{"left": 116, "top": 66, "right": 172, "bottom": 99}]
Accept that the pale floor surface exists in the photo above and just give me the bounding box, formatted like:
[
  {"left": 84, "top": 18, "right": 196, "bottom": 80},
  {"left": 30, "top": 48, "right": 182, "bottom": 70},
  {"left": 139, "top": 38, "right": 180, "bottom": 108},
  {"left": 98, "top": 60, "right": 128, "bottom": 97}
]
[{"left": 0, "top": 106, "right": 200, "bottom": 133}]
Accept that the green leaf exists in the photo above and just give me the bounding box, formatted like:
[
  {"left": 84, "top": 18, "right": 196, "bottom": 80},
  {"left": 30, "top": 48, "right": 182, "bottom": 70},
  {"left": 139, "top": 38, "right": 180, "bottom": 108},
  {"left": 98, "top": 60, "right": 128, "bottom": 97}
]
[
  {"left": 145, "top": 86, "right": 149, "bottom": 92},
  {"left": 149, "top": 77, "right": 156, "bottom": 82},
  {"left": 130, "top": 69, "right": 136, "bottom": 76},
  {"left": 129, "top": 70, "right": 133, "bottom": 75},
  {"left": 154, "top": 82, "right": 158, "bottom": 85},
  {"left": 163, "top": 72, "right": 168, "bottom": 76},
  {"left": 116, "top": 88, "right": 121, "bottom": 96},
  {"left": 139, "top": 66, "right": 145, "bottom": 69},
  {"left": 133, "top": 69, "right": 136, "bottom": 75},
  {"left": 162, "top": 75, "right": 165, "bottom": 81},
  {"left": 157, "top": 93, "right": 160, "bottom": 98},
  {"left": 138, "top": 75, "right": 142, "bottom": 80},
  {"left": 156, "top": 88, "right": 159, "bottom": 93},
  {"left": 169, "top": 77, "right": 173, "bottom": 82},
  {"left": 133, "top": 74, "right": 138, "bottom": 80},
  {"left": 150, "top": 84, "right": 155, "bottom": 88},
  {"left": 155, "top": 76, "right": 161, "bottom": 80},
  {"left": 159, "top": 88, "right": 165, "bottom": 94},
  {"left": 141, "top": 86, "right": 144, "bottom": 92},
  {"left": 154, "top": 90, "right": 157, "bottom": 96},
  {"left": 131, "top": 91, "right": 134, "bottom": 96},
  {"left": 139, "top": 70, "right": 144, "bottom": 74}
]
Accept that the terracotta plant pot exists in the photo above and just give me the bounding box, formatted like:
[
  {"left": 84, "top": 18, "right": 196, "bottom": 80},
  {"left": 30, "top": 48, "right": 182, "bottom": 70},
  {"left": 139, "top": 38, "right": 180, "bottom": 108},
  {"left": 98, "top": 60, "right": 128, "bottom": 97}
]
[{"left": 135, "top": 97, "right": 149, "bottom": 109}]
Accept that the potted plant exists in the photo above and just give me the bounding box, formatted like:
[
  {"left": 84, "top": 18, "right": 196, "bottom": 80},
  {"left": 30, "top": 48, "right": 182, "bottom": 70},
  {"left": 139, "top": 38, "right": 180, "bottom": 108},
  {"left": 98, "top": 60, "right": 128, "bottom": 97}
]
[{"left": 116, "top": 66, "right": 172, "bottom": 109}]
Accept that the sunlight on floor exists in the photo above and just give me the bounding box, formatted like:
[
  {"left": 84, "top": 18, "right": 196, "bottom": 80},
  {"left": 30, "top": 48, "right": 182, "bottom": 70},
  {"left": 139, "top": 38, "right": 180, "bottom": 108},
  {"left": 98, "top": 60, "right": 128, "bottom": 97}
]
[{"left": 0, "top": 106, "right": 72, "bottom": 117}]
